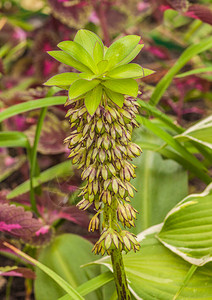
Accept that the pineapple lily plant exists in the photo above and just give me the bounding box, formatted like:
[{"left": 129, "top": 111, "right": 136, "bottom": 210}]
[{"left": 44, "top": 29, "right": 153, "bottom": 300}]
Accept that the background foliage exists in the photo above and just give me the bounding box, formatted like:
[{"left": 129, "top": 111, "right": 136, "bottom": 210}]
[{"left": 0, "top": 0, "right": 212, "bottom": 299}]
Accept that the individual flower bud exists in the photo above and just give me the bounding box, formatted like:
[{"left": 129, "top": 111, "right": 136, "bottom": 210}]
[
  {"left": 99, "top": 149, "right": 106, "bottom": 163},
  {"left": 128, "top": 143, "right": 142, "bottom": 157},
  {"left": 114, "top": 123, "right": 123, "bottom": 137},
  {"left": 97, "top": 118, "right": 103, "bottom": 133},
  {"left": 88, "top": 214, "right": 100, "bottom": 232},
  {"left": 112, "top": 178, "right": 119, "bottom": 193},
  {"left": 101, "top": 165, "right": 108, "bottom": 180},
  {"left": 77, "top": 199, "right": 92, "bottom": 210}
]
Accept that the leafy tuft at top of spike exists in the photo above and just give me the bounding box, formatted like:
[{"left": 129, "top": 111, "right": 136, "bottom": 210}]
[{"left": 44, "top": 29, "right": 154, "bottom": 115}]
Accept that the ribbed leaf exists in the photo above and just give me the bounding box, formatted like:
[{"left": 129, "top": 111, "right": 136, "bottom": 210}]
[
  {"left": 68, "top": 79, "right": 100, "bottom": 100},
  {"left": 176, "top": 115, "right": 212, "bottom": 150},
  {"left": 58, "top": 41, "right": 96, "bottom": 73},
  {"left": 44, "top": 73, "right": 79, "bottom": 87},
  {"left": 97, "top": 60, "right": 108, "bottom": 73},
  {"left": 107, "top": 63, "right": 143, "bottom": 79},
  {"left": 35, "top": 234, "right": 101, "bottom": 300},
  {"left": 92, "top": 225, "right": 212, "bottom": 299},
  {"left": 74, "top": 29, "right": 104, "bottom": 58},
  {"left": 102, "top": 79, "right": 138, "bottom": 97},
  {"left": 93, "top": 41, "right": 104, "bottom": 65},
  {"left": 85, "top": 85, "right": 102, "bottom": 116},
  {"left": 105, "top": 35, "right": 141, "bottom": 69},
  {"left": 104, "top": 89, "right": 124, "bottom": 107},
  {"left": 158, "top": 185, "right": 212, "bottom": 266},
  {"left": 47, "top": 51, "right": 92, "bottom": 73}
]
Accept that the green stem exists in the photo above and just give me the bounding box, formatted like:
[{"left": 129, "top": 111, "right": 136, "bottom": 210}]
[
  {"left": 29, "top": 107, "right": 47, "bottom": 214},
  {"left": 110, "top": 248, "right": 131, "bottom": 300}
]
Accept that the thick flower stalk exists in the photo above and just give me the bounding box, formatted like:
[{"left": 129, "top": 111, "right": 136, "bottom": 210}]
[{"left": 45, "top": 29, "right": 153, "bottom": 299}]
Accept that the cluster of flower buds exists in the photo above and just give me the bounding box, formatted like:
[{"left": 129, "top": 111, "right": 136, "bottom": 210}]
[
  {"left": 65, "top": 96, "right": 141, "bottom": 254},
  {"left": 45, "top": 29, "right": 153, "bottom": 255}
]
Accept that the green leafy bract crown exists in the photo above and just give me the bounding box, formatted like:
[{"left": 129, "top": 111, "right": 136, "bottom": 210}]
[{"left": 44, "top": 29, "right": 154, "bottom": 115}]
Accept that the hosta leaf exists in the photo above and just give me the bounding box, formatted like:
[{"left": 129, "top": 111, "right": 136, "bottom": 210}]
[
  {"left": 68, "top": 79, "right": 100, "bottom": 100},
  {"left": 104, "top": 89, "right": 124, "bottom": 107},
  {"left": 116, "top": 44, "right": 144, "bottom": 67},
  {"left": 24, "top": 113, "right": 68, "bottom": 155},
  {"left": 47, "top": 51, "right": 92, "bottom": 73},
  {"left": 131, "top": 128, "right": 188, "bottom": 233},
  {"left": 85, "top": 85, "right": 102, "bottom": 116},
  {"left": 107, "top": 63, "right": 143, "bottom": 79},
  {"left": 0, "top": 204, "right": 52, "bottom": 246},
  {"left": 35, "top": 234, "right": 101, "bottom": 300},
  {"left": 74, "top": 29, "right": 104, "bottom": 58},
  {"left": 58, "top": 41, "right": 96, "bottom": 73},
  {"left": 92, "top": 225, "right": 212, "bottom": 299},
  {"left": 105, "top": 35, "right": 141, "bottom": 69},
  {"left": 157, "top": 184, "right": 212, "bottom": 266},
  {"left": 44, "top": 73, "right": 79, "bottom": 87},
  {"left": 0, "top": 266, "right": 35, "bottom": 279},
  {"left": 102, "top": 79, "right": 138, "bottom": 97},
  {"left": 175, "top": 115, "right": 212, "bottom": 150}
]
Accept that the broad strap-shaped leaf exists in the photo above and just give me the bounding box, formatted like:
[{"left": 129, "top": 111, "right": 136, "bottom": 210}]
[
  {"left": 91, "top": 225, "right": 212, "bottom": 299},
  {"left": 68, "top": 79, "right": 100, "bottom": 100},
  {"left": 47, "top": 51, "right": 92, "bottom": 73},
  {"left": 85, "top": 85, "right": 102, "bottom": 116},
  {"left": 58, "top": 41, "right": 96, "bottom": 73},
  {"left": 0, "top": 204, "right": 52, "bottom": 246},
  {"left": 74, "top": 29, "right": 104, "bottom": 58},
  {"left": 115, "top": 44, "right": 144, "bottom": 67},
  {"left": 44, "top": 73, "right": 79, "bottom": 87},
  {"left": 102, "top": 79, "right": 138, "bottom": 97},
  {"left": 157, "top": 184, "right": 212, "bottom": 266},
  {"left": 105, "top": 35, "right": 141, "bottom": 69},
  {"left": 175, "top": 115, "right": 212, "bottom": 150},
  {"left": 104, "top": 89, "right": 124, "bottom": 108},
  {"left": 107, "top": 63, "right": 143, "bottom": 79},
  {"left": 35, "top": 234, "right": 101, "bottom": 300}
]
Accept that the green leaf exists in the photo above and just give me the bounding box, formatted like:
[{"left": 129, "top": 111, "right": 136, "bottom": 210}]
[
  {"left": 142, "top": 68, "right": 155, "bottom": 77},
  {"left": 44, "top": 73, "right": 79, "bottom": 86},
  {"left": 0, "top": 132, "right": 30, "bottom": 148},
  {"left": 7, "top": 160, "right": 73, "bottom": 199},
  {"left": 107, "top": 63, "right": 143, "bottom": 79},
  {"left": 93, "top": 41, "right": 104, "bottom": 65},
  {"left": 176, "top": 67, "right": 212, "bottom": 78},
  {"left": 0, "top": 96, "right": 66, "bottom": 123},
  {"left": 35, "top": 234, "right": 101, "bottom": 300},
  {"left": 105, "top": 35, "right": 141, "bottom": 69},
  {"left": 157, "top": 185, "right": 212, "bottom": 266},
  {"left": 58, "top": 41, "right": 96, "bottom": 73},
  {"left": 137, "top": 99, "right": 184, "bottom": 134},
  {"left": 68, "top": 79, "right": 100, "bottom": 100},
  {"left": 115, "top": 44, "right": 144, "bottom": 67},
  {"left": 136, "top": 116, "right": 211, "bottom": 184},
  {"left": 85, "top": 85, "right": 102, "bottom": 116},
  {"left": 74, "top": 29, "right": 104, "bottom": 58},
  {"left": 58, "top": 272, "right": 113, "bottom": 299},
  {"left": 4, "top": 242, "right": 84, "bottom": 300},
  {"left": 131, "top": 141, "right": 188, "bottom": 233},
  {"left": 175, "top": 115, "right": 212, "bottom": 150},
  {"left": 104, "top": 89, "right": 124, "bottom": 107},
  {"left": 97, "top": 60, "right": 108, "bottom": 73},
  {"left": 92, "top": 226, "right": 212, "bottom": 299},
  {"left": 150, "top": 36, "right": 212, "bottom": 106},
  {"left": 47, "top": 51, "right": 92, "bottom": 74},
  {"left": 102, "top": 79, "right": 138, "bottom": 97}
]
